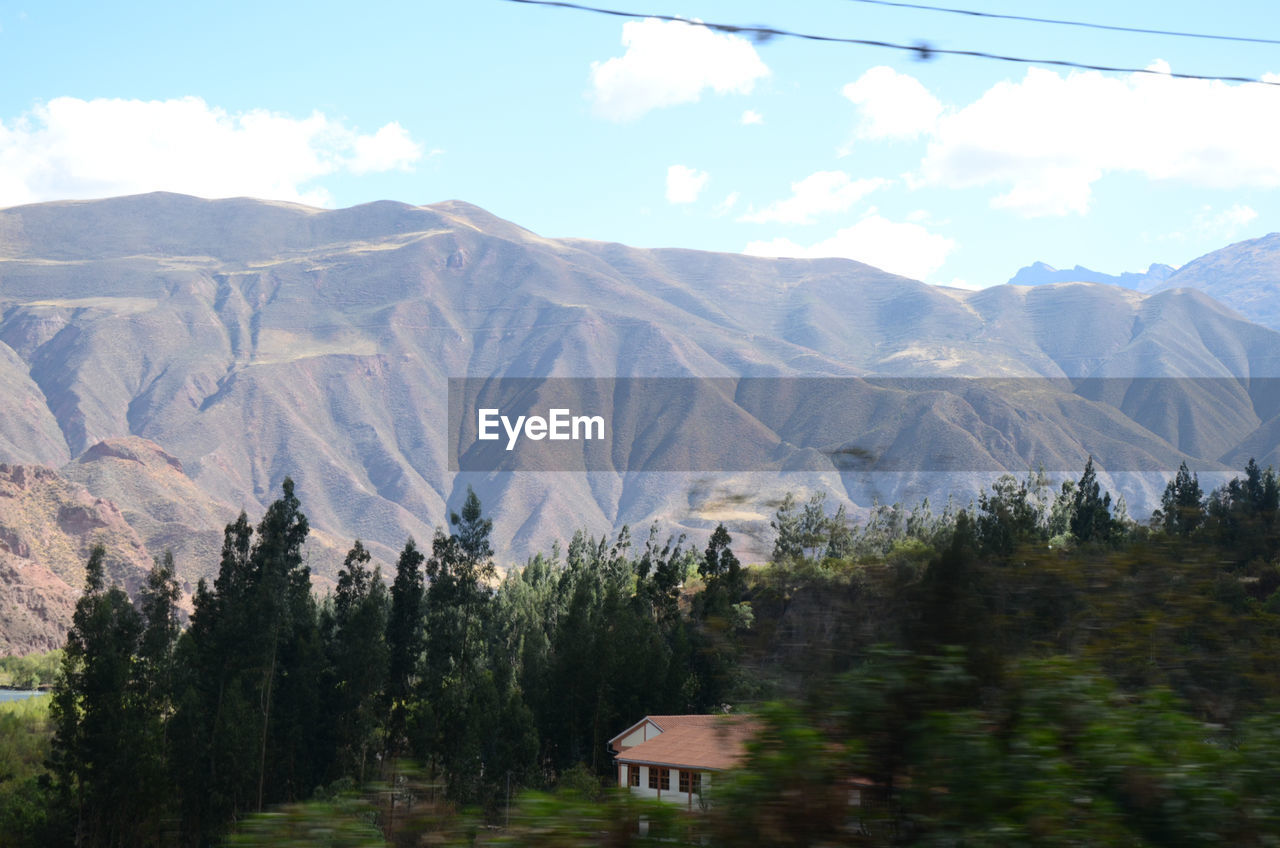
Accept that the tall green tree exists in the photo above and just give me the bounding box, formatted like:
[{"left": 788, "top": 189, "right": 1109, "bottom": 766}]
[
  {"left": 172, "top": 480, "right": 323, "bottom": 842},
  {"left": 977, "top": 474, "right": 1045, "bottom": 558},
  {"left": 245, "top": 478, "right": 317, "bottom": 810},
  {"left": 1158, "top": 461, "right": 1205, "bottom": 536},
  {"left": 799, "top": 493, "right": 830, "bottom": 560},
  {"left": 171, "top": 511, "right": 260, "bottom": 839},
  {"left": 325, "top": 541, "right": 390, "bottom": 783},
  {"left": 49, "top": 546, "right": 165, "bottom": 848},
  {"left": 415, "top": 487, "right": 499, "bottom": 799},
  {"left": 1070, "top": 457, "right": 1115, "bottom": 544},
  {"left": 385, "top": 538, "right": 425, "bottom": 757},
  {"left": 635, "top": 524, "right": 691, "bottom": 623},
  {"left": 770, "top": 493, "right": 803, "bottom": 563},
  {"left": 700, "top": 524, "right": 740, "bottom": 586},
  {"left": 133, "top": 553, "right": 182, "bottom": 843}
]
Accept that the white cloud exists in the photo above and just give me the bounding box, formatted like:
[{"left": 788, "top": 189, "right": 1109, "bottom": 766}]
[
  {"left": 1161, "top": 203, "right": 1259, "bottom": 244},
  {"left": 918, "top": 62, "right": 1280, "bottom": 217},
  {"left": 842, "top": 66, "right": 942, "bottom": 139},
  {"left": 0, "top": 96, "right": 425, "bottom": 208},
  {"left": 666, "top": 164, "right": 709, "bottom": 204},
  {"left": 740, "top": 109, "right": 764, "bottom": 125},
  {"left": 744, "top": 212, "right": 955, "bottom": 280},
  {"left": 1202, "top": 202, "right": 1258, "bottom": 235},
  {"left": 740, "top": 171, "right": 886, "bottom": 225},
  {"left": 348, "top": 122, "right": 426, "bottom": 175},
  {"left": 714, "top": 191, "right": 740, "bottom": 215},
  {"left": 589, "top": 19, "right": 770, "bottom": 122}
]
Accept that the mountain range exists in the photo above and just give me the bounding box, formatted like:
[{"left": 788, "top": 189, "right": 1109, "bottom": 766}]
[
  {"left": 1006, "top": 261, "right": 1176, "bottom": 290},
  {"left": 1, "top": 192, "right": 1279, "bottom": 651}
]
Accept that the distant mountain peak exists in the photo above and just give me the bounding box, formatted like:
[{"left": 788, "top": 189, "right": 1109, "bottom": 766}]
[{"left": 1007, "top": 261, "right": 1176, "bottom": 290}]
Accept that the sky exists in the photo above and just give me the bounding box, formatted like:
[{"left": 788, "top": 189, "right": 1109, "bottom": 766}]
[{"left": 0, "top": 0, "right": 1277, "bottom": 288}]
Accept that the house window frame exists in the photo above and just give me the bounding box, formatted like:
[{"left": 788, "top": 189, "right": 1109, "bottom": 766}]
[
  {"left": 679, "top": 770, "right": 701, "bottom": 794},
  {"left": 628, "top": 764, "right": 640, "bottom": 787},
  {"left": 648, "top": 766, "right": 669, "bottom": 790}
]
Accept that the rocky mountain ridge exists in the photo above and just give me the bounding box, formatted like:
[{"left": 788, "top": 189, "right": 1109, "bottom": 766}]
[
  {"left": 1006, "top": 261, "right": 1176, "bottom": 290},
  {"left": 0, "top": 461, "right": 154, "bottom": 653},
  {"left": 3, "top": 193, "right": 1280, "bottom": 651}
]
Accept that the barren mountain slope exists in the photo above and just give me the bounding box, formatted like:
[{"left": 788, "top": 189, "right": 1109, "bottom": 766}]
[
  {"left": 1152, "top": 232, "right": 1280, "bottom": 330},
  {"left": 0, "top": 463, "right": 154, "bottom": 653},
  {"left": 0, "top": 193, "right": 1278, "bottom": 589}
]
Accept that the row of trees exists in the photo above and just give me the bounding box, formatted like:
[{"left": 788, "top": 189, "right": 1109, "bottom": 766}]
[
  {"left": 37, "top": 481, "right": 755, "bottom": 847},
  {"left": 771, "top": 456, "right": 1280, "bottom": 567},
  {"left": 769, "top": 457, "right": 1132, "bottom": 565},
  {"left": 24, "top": 456, "right": 1280, "bottom": 846}
]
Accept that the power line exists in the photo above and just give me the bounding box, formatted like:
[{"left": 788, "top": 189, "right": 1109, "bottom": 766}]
[
  {"left": 501, "top": 0, "right": 1280, "bottom": 87},
  {"left": 845, "top": 0, "right": 1280, "bottom": 46}
]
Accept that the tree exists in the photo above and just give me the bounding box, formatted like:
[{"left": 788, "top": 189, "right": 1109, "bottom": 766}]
[
  {"left": 824, "top": 503, "right": 856, "bottom": 560},
  {"left": 699, "top": 523, "right": 744, "bottom": 621},
  {"left": 136, "top": 553, "right": 181, "bottom": 711},
  {"left": 385, "top": 538, "right": 425, "bottom": 757},
  {"left": 770, "top": 493, "right": 803, "bottom": 563},
  {"left": 977, "top": 474, "right": 1045, "bottom": 558},
  {"left": 453, "top": 485, "right": 494, "bottom": 565},
  {"left": 1237, "top": 457, "right": 1280, "bottom": 515},
  {"left": 1070, "top": 457, "right": 1115, "bottom": 544},
  {"left": 172, "top": 480, "right": 322, "bottom": 841},
  {"left": 799, "top": 493, "right": 829, "bottom": 560},
  {"left": 417, "top": 488, "right": 500, "bottom": 799},
  {"left": 49, "top": 545, "right": 156, "bottom": 848},
  {"left": 1158, "top": 461, "right": 1204, "bottom": 536},
  {"left": 700, "top": 524, "right": 740, "bottom": 584},
  {"left": 172, "top": 512, "right": 262, "bottom": 839},
  {"left": 133, "top": 553, "right": 182, "bottom": 842},
  {"left": 245, "top": 477, "right": 315, "bottom": 811},
  {"left": 635, "top": 524, "right": 690, "bottom": 623},
  {"left": 326, "top": 541, "right": 390, "bottom": 783}
]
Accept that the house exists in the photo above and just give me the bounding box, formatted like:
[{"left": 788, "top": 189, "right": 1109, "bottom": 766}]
[{"left": 608, "top": 714, "right": 757, "bottom": 809}]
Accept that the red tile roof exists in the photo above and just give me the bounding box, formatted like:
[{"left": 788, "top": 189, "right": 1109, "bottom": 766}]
[{"left": 614, "top": 714, "right": 758, "bottom": 772}]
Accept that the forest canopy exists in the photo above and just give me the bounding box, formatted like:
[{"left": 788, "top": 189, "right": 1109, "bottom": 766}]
[{"left": 4, "top": 460, "right": 1280, "bottom": 846}]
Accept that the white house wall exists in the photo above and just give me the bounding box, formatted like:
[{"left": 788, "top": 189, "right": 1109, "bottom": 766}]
[
  {"left": 616, "top": 720, "right": 660, "bottom": 749},
  {"left": 621, "top": 765, "right": 711, "bottom": 806}
]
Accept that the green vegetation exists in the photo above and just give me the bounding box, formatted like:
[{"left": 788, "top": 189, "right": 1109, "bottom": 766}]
[
  {"left": 0, "top": 650, "right": 62, "bottom": 690},
  {"left": 0, "top": 695, "right": 52, "bottom": 843},
  {"left": 7, "top": 459, "right": 1280, "bottom": 845}
]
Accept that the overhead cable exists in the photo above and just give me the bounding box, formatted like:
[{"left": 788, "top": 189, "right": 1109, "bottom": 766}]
[
  {"left": 845, "top": 0, "right": 1280, "bottom": 47},
  {"left": 501, "top": 0, "right": 1280, "bottom": 87}
]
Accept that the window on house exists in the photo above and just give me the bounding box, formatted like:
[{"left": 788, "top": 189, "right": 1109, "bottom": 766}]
[
  {"left": 628, "top": 765, "right": 640, "bottom": 787},
  {"left": 679, "top": 770, "right": 701, "bottom": 794},
  {"left": 649, "top": 766, "right": 668, "bottom": 789}
]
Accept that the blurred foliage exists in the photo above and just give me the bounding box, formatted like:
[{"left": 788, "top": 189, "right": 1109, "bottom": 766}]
[
  {"left": 476, "top": 789, "right": 688, "bottom": 848},
  {"left": 696, "top": 652, "right": 1280, "bottom": 847},
  {"left": 227, "top": 794, "right": 385, "bottom": 848}
]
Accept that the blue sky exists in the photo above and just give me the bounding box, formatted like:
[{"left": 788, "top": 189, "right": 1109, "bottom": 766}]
[{"left": 1, "top": 1, "right": 1277, "bottom": 287}]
